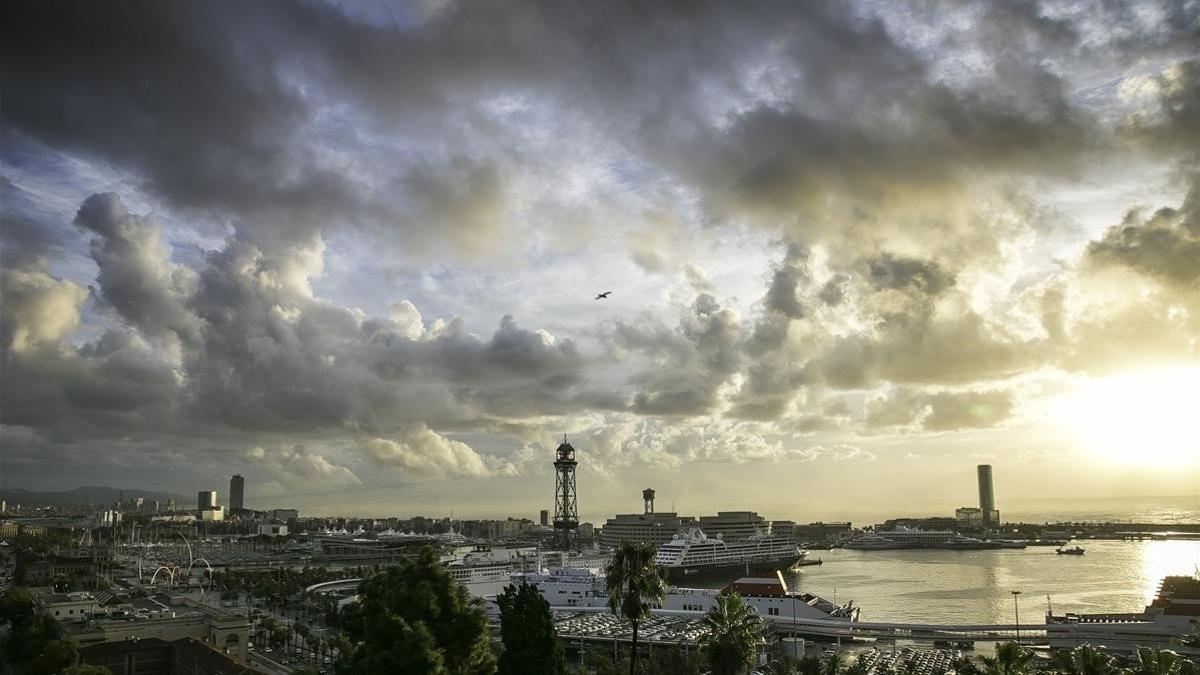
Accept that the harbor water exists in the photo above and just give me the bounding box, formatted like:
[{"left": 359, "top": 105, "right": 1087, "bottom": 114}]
[{"left": 771, "top": 539, "right": 1200, "bottom": 625}]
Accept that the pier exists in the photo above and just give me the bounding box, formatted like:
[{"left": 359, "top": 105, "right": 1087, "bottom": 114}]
[{"left": 544, "top": 606, "right": 1186, "bottom": 651}]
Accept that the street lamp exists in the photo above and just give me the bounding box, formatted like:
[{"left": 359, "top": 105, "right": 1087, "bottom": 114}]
[{"left": 1011, "top": 590, "right": 1022, "bottom": 643}]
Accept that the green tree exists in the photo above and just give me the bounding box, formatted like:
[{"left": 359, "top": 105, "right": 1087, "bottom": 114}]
[
  {"left": 845, "top": 657, "right": 871, "bottom": 675},
  {"left": 0, "top": 585, "right": 34, "bottom": 653},
  {"left": 604, "top": 541, "right": 666, "bottom": 675},
  {"left": 980, "top": 642, "right": 1035, "bottom": 675},
  {"left": 25, "top": 634, "right": 79, "bottom": 675},
  {"left": 496, "top": 582, "right": 566, "bottom": 675},
  {"left": 338, "top": 546, "right": 494, "bottom": 675},
  {"left": 64, "top": 666, "right": 114, "bottom": 675},
  {"left": 701, "top": 592, "right": 763, "bottom": 675},
  {"left": 655, "top": 646, "right": 704, "bottom": 675},
  {"left": 951, "top": 654, "right": 981, "bottom": 675},
  {"left": 823, "top": 650, "right": 845, "bottom": 675},
  {"left": 767, "top": 655, "right": 797, "bottom": 675},
  {"left": 1050, "top": 645, "right": 1118, "bottom": 675},
  {"left": 796, "top": 655, "right": 824, "bottom": 675},
  {"left": 1131, "top": 647, "right": 1181, "bottom": 675}
]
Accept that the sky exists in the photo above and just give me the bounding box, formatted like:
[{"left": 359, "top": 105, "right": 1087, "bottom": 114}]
[{"left": 1, "top": 0, "right": 1197, "bottom": 523}]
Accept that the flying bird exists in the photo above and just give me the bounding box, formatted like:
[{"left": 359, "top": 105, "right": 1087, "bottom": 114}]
[{"left": 595, "top": 291, "right": 612, "bottom": 300}]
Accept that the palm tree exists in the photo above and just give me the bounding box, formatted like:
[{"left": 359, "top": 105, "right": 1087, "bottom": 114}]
[
  {"left": 1131, "top": 647, "right": 1180, "bottom": 675},
  {"left": 823, "top": 650, "right": 845, "bottom": 675},
  {"left": 980, "top": 642, "right": 1035, "bottom": 675},
  {"left": 1051, "top": 645, "right": 1118, "bottom": 675},
  {"left": 767, "top": 655, "right": 797, "bottom": 675},
  {"left": 951, "top": 654, "right": 980, "bottom": 675},
  {"left": 701, "top": 592, "right": 764, "bottom": 675},
  {"left": 605, "top": 541, "right": 666, "bottom": 675},
  {"left": 796, "top": 655, "right": 824, "bottom": 675},
  {"left": 844, "top": 658, "right": 870, "bottom": 675}
]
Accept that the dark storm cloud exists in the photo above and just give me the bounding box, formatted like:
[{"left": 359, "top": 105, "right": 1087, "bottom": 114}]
[
  {"left": 1086, "top": 175, "right": 1200, "bottom": 288},
  {"left": 1, "top": 2, "right": 318, "bottom": 213},
  {"left": 609, "top": 292, "right": 743, "bottom": 417},
  {"left": 74, "top": 193, "right": 202, "bottom": 344},
  {"left": 864, "top": 254, "right": 956, "bottom": 296},
  {"left": 1, "top": 327, "right": 179, "bottom": 441},
  {"left": 1059, "top": 180, "right": 1200, "bottom": 374},
  {"left": 865, "top": 387, "right": 1015, "bottom": 432},
  {"left": 2, "top": 0, "right": 1198, "bottom": 487},
  {"left": 817, "top": 310, "right": 1037, "bottom": 390},
  {"left": 1120, "top": 59, "right": 1200, "bottom": 158},
  {"left": 0, "top": 0, "right": 1137, "bottom": 253},
  {"left": 763, "top": 244, "right": 809, "bottom": 320},
  {"left": 6, "top": 194, "right": 593, "bottom": 451},
  {"left": 0, "top": 177, "right": 69, "bottom": 271}
]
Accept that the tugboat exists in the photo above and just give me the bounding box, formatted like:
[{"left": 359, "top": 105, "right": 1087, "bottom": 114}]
[{"left": 1056, "top": 546, "right": 1085, "bottom": 555}]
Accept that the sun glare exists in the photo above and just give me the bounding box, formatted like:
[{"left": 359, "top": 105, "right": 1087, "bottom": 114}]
[{"left": 1054, "top": 368, "right": 1200, "bottom": 467}]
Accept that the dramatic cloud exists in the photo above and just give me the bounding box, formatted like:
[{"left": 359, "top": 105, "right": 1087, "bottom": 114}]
[
  {"left": 0, "top": 268, "right": 86, "bottom": 353},
  {"left": 1, "top": 0, "right": 1197, "bottom": 505},
  {"left": 249, "top": 444, "right": 363, "bottom": 487},
  {"left": 866, "top": 388, "right": 1015, "bottom": 432},
  {"left": 1085, "top": 176, "right": 1200, "bottom": 289}
]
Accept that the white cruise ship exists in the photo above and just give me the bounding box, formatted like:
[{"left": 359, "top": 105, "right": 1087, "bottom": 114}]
[
  {"left": 654, "top": 528, "right": 803, "bottom": 581},
  {"left": 445, "top": 546, "right": 538, "bottom": 597},
  {"left": 497, "top": 567, "right": 858, "bottom": 623}
]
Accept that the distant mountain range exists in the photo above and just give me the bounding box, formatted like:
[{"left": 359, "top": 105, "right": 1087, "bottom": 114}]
[{"left": 0, "top": 486, "right": 188, "bottom": 508}]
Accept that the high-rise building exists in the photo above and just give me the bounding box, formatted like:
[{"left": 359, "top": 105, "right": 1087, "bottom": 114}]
[
  {"left": 698, "top": 511, "right": 769, "bottom": 541},
  {"left": 539, "top": 509, "right": 550, "bottom": 526},
  {"left": 166, "top": 498, "right": 176, "bottom": 512},
  {"left": 977, "top": 465, "right": 996, "bottom": 529},
  {"left": 598, "top": 511, "right": 697, "bottom": 548},
  {"left": 198, "top": 490, "right": 218, "bottom": 512},
  {"left": 230, "top": 474, "right": 245, "bottom": 512}
]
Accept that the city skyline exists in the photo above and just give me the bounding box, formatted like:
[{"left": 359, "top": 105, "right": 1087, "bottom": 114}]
[{"left": 2, "top": 1, "right": 1198, "bottom": 514}]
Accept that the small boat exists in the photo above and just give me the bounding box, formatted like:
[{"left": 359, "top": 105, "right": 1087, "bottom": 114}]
[
  {"left": 939, "top": 535, "right": 1002, "bottom": 550},
  {"left": 792, "top": 558, "right": 823, "bottom": 568},
  {"left": 1056, "top": 546, "right": 1085, "bottom": 555},
  {"left": 995, "top": 539, "right": 1027, "bottom": 549}
]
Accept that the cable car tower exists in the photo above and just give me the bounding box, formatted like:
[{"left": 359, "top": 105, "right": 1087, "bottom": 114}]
[{"left": 552, "top": 435, "right": 579, "bottom": 551}]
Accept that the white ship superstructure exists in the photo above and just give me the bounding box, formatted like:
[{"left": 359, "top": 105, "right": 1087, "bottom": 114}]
[
  {"left": 843, "top": 534, "right": 917, "bottom": 550},
  {"left": 446, "top": 546, "right": 538, "bottom": 597},
  {"left": 654, "top": 528, "right": 802, "bottom": 580},
  {"left": 500, "top": 567, "right": 858, "bottom": 623}
]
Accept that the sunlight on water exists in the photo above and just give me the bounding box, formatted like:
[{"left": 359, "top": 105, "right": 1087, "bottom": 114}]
[
  {"left": 1139, "top": 540, "right": 1200, "bottom": 605},
  {"left": 757, "top": 540, "right": 1200, "bottom": 624}
]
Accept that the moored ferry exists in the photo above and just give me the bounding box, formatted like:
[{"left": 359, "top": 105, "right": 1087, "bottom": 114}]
[
  {"left": 498, "top": 567, "right": 859, "bottom": 623},
  {"left": 843, "top": 534, "right": 919, "bottom": 550},
  {"left": 654, "top": 528, "right": 803, "bottom": 581}
]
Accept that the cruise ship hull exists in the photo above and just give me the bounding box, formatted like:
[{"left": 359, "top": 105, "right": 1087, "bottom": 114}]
[{"left": 660, "top": 555, "right": 803, "bottom": 582}]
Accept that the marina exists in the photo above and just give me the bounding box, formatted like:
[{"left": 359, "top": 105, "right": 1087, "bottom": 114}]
[{"left": 774, "top": 539, "right": 1200, "bottom": 626}]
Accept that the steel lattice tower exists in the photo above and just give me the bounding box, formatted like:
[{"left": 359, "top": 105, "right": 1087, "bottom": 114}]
[{"left": 552, "top": 436, "right": 579, "bottom": 551}]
